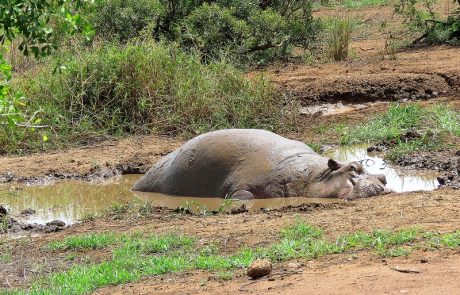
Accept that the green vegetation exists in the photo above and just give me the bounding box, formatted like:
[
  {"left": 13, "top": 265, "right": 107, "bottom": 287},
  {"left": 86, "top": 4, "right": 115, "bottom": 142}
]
[
  {"left": 318, "top": 0, "right": 392, "bottom": 9},
  {"left": 1, "top": 0, "right": 321, "bottom": 154},
  {"left": 46, "top": 233, "right": 118, "bottom": 251},
  {"left": 0, "top": 0, "right": 92, "bottom": 132},
  {"left": 86, "top": 0, "right": 321, "bottom": 62},
  {"left": 339, "top": 103, "right": 460, "bottom": 160},
  {"left": 0, "top": 251, "right": 12, "bottom": 263},
  {"left": 396, "top": 0, "right": 460, "bottom": 44},
  {"left": 324, "top": 16, "right": 353, "bottom": 61},
  {"left": 1, "top": 41, "right": 295, "bottom": 154},
  {"left": 8, "top": 221, "right": 460, "bottom": 294}
]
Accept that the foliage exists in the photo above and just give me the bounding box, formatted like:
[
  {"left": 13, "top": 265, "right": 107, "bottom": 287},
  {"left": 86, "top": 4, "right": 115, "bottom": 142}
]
[
  {"left": 0, "top": 0, "right": 92, "bottom": 58},
  {"left": 339, "top": 103, "right": 460, "bottom": 161},
  {"left": 89, "top": 0, "right": 165, "bottom": 42},
  {"left": 46, "top": 233, "right": 119, "bottom": 250},
  {"left": 0, "top": 0, "right": 93, "bottom": 137},
  {"left": 3, "top": 41, "right": 294, "bottom": 153},
  {"left": 395, "top": 0, "right": 460, "bottom": 44},
  {"left": 86, "top": 0, "right": 321, "bottom": 62}
]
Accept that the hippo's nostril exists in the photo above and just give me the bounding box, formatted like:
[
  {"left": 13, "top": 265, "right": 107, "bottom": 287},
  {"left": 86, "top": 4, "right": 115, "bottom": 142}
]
[{"left": 375, "top": 174, "right": 387, "bottom": 185}]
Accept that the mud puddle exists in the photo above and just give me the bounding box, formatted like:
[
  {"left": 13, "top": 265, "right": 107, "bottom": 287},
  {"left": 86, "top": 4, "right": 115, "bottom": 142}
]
[
  {"left": 0, "top": 146, "right": 439, "bottom": 227},
  {"left": 324, "top": 146, "right": 440, "bottom": 192},
  {"left": 300, "top": 101, "right": 387, "bottom": 116},
  {"left": 0, "top": 175, "right": 342, "bottom": 226}
]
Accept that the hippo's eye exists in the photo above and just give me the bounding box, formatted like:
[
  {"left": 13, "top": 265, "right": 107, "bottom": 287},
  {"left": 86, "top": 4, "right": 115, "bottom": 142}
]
[{"left": 348, "top": 165, "right": 357, "bottom": 172}]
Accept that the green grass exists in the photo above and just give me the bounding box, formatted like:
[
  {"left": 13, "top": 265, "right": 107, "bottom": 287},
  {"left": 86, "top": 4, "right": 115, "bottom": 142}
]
[
  {"left": 3, "top": 41, "right": 294, "bottom": 154},
  {"left": 338, "top": 103, "right": 460, "bottom": 160},
  {"left": 46, "top": 233, "right": 118, "bottom": 251},
  {"left": 342, "top": 0, "right": 392, "bottom": 9},
  {"left": 324, "top": 16, "right": 353, "bottom": 61},
  {"left": 0, "top": 251, "right": 12, "bottom": 263},
  {"left": 8, "top": 222, "right": 460, "bottom": 294}
]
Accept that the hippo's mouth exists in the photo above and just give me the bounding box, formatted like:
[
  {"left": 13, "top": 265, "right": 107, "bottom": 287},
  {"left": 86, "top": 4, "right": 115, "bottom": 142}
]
[{"left": 347, "top": 177, "right": 393, "bottom": 200}]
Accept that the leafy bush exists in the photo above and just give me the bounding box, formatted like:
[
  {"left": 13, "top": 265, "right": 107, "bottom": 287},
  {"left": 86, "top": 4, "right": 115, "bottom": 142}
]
[
  {"left": 85, "top": 0, "right": 321, "bottom": 62},
  {"left": 4, "top": 41, "right": 295, "bottom": 153},
  {"left": 395, "top": 0, "right": 460, "bottom": 44},
  {"left": 179, "top": 4, "right": 252, "bottom": 61},
  {"left": 89, "top": 0, "right": 165, "bottom": 42}
]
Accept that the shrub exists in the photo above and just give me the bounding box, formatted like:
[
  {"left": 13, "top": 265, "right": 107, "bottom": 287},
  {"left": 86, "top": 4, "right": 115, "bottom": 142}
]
[
  {"left": 84, "top": 0, "right": 321, "bottom": 62},
  {"left": 395, "top": 0, "right": 460, "bottom": 44},
  {"left": 4, "top": 41, "right": 295, "bottom": 153},
  {"left": 179, "top": 4, "right": 252, "bottom": 61},
  {"left": 88, "top": 0, "right": 165, "bottom": 42}
]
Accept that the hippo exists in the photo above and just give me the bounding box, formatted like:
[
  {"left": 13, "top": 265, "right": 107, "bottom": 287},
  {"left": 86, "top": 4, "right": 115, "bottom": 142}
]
[{"left": 132, "top": 129, "right": 392, "bottom": 200}]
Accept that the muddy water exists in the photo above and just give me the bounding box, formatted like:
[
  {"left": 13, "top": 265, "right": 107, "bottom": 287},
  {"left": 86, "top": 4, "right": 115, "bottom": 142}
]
[
  {"left": 0, "top": 146, "right": 439, "bottom": 226},
  {"left": 0, "top": 175, "right": 341, "bottom": 225},
  {"left": 325, "top": 146, "right": 439, "bottom": 192}
]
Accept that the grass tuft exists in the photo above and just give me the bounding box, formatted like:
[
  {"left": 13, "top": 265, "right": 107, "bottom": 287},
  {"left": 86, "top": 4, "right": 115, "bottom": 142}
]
[
  {"left": 324, "top": 16, "right": 353, "bottom": 61},
  {"left": 46, "top": 233, "right": 118, "bottom": 251}
]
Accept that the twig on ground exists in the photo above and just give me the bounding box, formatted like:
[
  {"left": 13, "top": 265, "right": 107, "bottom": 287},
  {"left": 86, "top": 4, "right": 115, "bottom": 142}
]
[{"left": 390, "top": 266, "right": 421, "bottom": 273}]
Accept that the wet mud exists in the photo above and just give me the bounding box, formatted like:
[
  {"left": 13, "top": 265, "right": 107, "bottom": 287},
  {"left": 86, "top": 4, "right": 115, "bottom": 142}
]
[
  {"left": 396, "top": 150, "right": 460, "bottom": 189},
  {"left": 269, "top": 43, "right": 460, "bottom": 107},
  {"left": 0, "top": 145, "right": 441, "bottom": 233},
  {"left": 365, "top": 131, "right": 460, "bottom": 189}
]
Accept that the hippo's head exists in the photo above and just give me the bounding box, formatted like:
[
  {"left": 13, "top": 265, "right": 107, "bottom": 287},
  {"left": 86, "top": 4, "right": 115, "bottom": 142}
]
[{"left": 309, "top": 159, "right": 393, "bottom": 200}]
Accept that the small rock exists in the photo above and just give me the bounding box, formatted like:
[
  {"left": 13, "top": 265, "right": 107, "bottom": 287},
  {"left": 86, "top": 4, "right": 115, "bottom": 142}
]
[
  {"left": 247, "top": 259, "right": 272, "bottom": 279},
  {"left": 230, "top": 204, "right": 248, "bottom": 214},
  {"left": 0, "top": 205, "right": 8, "bottom": 216},
  {"left": 420, "top": 258, "right": 429, "bottom": 263},
  {"left": 46, "top": 220, "right": 66, "bottom": 227},
  {"left": 20, "top": 208, "right": 36, "bottom": 216}
]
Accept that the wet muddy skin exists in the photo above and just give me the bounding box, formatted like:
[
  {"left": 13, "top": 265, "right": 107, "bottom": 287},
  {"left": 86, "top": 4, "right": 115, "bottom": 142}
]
[{"left": 0, "top": 146, "right": 439, "bottom": 227}]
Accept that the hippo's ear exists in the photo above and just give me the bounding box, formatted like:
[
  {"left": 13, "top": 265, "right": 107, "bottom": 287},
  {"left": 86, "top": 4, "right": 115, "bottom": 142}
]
[{"left": 328, "top": 159, "right": 342, "bottom": 171}]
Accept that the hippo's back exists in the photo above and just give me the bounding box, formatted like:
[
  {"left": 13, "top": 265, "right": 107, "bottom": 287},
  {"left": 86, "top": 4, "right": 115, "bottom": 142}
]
[{"left": 132, "top": 129, "right": 316, "bottom": 196}]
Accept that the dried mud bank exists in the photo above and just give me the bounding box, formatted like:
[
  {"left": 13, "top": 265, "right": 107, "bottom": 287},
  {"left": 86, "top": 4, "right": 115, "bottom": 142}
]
[
  {"left": 270, "top": 46, "right": 460, "bottom": 105},
  {"left": 0, "top": 135, "right": 181, "bottom": 185}
]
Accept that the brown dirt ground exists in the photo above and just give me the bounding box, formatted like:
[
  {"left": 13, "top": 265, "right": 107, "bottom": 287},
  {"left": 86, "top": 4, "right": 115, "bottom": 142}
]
[
  {"left": 2, "top": 189, "right": 460, "bottom": 293},
  {"left": 2, "top": 2, "right": 460, "bottom": 294}
]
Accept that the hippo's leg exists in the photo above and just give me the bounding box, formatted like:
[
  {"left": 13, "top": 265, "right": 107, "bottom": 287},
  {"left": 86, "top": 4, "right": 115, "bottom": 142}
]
[{"left": 230, "top": 190, "right": 254, "bottom": 200}]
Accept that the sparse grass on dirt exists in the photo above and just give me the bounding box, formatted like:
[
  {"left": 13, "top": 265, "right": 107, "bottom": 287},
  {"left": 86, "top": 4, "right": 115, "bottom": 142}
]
[
  {"left": 338, "top": 103, "right": 460, "bottom": 161},
  {"left": 7, "top": 221, "right": 460, "bottom": 295}
]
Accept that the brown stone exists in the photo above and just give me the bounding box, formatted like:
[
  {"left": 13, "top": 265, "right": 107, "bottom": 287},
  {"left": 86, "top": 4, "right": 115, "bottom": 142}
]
[{"left": 247, "top": 259, "right": 272, "bottom": 279}]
